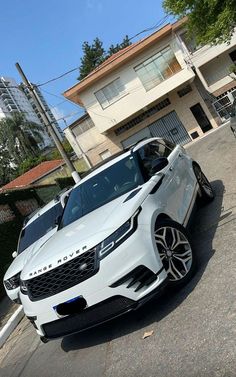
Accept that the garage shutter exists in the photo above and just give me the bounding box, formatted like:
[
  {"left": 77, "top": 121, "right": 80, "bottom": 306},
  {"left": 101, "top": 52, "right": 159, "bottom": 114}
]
[
  {"left": 121, "top": 127, "right": 151, "bottom": 149},
  {"left": 149, "top": 111, "right": 192, "bottom": 145}
]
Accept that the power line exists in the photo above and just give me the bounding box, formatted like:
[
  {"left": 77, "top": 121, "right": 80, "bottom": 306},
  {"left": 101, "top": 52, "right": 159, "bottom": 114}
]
[
  {"left": 128, "top": 14, "right": 171, "bottom": 41},
  {"left": 34, "top": 15, "right": 173, "bottom": 88},
  {"left": 36, "top": 67, "right": 79, "bottom": 88}
]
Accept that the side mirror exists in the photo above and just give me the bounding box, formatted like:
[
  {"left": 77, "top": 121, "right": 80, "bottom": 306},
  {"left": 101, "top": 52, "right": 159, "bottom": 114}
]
[
  {"left": 150, "top": 157, "right": 168, "bottom": 174},
  {"left": 55, "top": 215, "right": 62, "bottom": 226},
  {"left": 12, "top": 251, "right": 17, "bottom": 259},
  {"left": 60, "top": 189, "right": 72, "bottom": 208}
]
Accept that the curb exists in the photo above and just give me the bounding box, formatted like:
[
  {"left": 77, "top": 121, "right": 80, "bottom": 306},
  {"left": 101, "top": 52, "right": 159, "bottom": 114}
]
[{"left": 0, "top": 306, "right": 24, "bottom": 348}]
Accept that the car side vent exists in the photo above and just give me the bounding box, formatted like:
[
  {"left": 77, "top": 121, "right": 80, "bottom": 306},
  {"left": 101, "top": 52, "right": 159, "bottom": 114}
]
[{"left": 110, "top": 265, "right": 157, "bottom": 292}]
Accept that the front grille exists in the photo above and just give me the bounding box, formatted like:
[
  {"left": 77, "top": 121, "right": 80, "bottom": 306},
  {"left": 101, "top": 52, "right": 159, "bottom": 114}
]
[
  {"left": 42, "top": 296, "right": 135, "bottom": 339},
  {"left": 25, "top": 249, "right": 99, "bottom": 301}
]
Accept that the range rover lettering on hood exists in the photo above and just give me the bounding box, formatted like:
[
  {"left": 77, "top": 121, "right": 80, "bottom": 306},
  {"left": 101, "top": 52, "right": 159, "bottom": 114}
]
[{"left": 29, "top": 245, "right": 88, "bottom": 277}]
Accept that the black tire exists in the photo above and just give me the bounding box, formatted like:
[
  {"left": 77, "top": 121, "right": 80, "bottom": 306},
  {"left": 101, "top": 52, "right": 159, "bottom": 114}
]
[
  {"left": 193, "top": 164, "right": 215, "bottom": 204},
  {"left": 154, "top": 219, "right": 196, "bottom": 288}
]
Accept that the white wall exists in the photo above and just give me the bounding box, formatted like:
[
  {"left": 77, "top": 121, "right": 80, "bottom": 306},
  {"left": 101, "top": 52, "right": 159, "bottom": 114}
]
[
  {"left": 176, "top": 29, "right": 236, "bottom": 94},
  {"left": 79, "top": 34, "right": 195, "bottom": 134}
]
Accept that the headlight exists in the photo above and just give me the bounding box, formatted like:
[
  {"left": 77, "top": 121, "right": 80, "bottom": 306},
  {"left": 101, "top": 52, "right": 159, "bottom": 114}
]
[
  {"left": 4, "top": 272, "right": 21, "bottom": 290},
  {"left": 97, "top": 208, "right": 141, "bottom": 260},
  {"left": 20, "top": 280, "right": 28, "bottom": 295}
]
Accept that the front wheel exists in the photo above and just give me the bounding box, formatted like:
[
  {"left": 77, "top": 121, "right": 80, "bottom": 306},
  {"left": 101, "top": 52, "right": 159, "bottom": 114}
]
[
  {"left": 193, "top": 164, "right": 214, "bottom": 204},
  {"left": 154, "top": 219, "right": 196, "bottom": 287}
]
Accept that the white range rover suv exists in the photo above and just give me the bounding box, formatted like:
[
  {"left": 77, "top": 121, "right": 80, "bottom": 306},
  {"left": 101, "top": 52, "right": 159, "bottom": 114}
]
[
  {"left": 19, "top": 138, "right": 214, "bottom": 342},
  {"left": 3, "top": 192, "right": 70, "bottom": 303}
]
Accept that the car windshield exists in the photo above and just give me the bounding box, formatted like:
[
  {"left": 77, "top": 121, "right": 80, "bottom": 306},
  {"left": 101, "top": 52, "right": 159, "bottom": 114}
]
[
  {"left": 60, "top": 155, "right": 144, "bottom": 229},
  {"left": 17, "top": 202, "right": 63, "bottom": 254}
]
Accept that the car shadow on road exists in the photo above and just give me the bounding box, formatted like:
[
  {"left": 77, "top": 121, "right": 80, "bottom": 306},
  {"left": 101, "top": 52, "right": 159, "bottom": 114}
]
[{"left": 61, "top": 179, "right": 224, "bottom": 352}]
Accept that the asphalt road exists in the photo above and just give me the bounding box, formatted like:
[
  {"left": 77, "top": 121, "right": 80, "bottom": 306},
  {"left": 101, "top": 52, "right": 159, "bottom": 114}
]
[{"left": 1, "top": 124, "right": 236, "bottom": 377}]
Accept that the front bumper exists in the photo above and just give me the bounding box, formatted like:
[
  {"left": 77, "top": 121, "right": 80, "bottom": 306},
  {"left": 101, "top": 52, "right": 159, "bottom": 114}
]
[
  {"left": 21, "top": 223, "right": 167, "bottom": 338},
  {"left": 41, "top": 277, "right": 168, "bottom": 340}
]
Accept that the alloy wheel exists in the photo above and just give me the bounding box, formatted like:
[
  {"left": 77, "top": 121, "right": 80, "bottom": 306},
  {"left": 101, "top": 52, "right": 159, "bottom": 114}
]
[{"left": 155, "top": 226, "right": 193, "bottom": 281}]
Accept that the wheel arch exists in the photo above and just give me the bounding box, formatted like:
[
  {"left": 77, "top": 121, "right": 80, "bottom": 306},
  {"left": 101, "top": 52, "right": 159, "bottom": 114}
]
[{"left": 154, "top": 213, "right": 173, "bottom": 229}]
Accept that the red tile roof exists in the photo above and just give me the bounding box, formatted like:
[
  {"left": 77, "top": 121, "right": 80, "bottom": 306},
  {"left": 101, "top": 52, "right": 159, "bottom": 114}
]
[{"left": 0, "top": 160, "right": 64, "bottom": 191}]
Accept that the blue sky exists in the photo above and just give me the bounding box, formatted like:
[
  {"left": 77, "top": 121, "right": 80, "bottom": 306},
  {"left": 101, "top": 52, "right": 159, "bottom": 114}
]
[{"left": 0, "top": 0, "right": 171, "bottom": 128}]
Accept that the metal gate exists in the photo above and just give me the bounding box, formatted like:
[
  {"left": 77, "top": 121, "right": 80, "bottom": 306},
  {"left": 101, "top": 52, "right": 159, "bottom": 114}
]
[
  {"left": 149, "top": 111, "right": 192, "bottom": 146},
  {"left": 212, "top": 89, "right": 236, "bottom": 121}
]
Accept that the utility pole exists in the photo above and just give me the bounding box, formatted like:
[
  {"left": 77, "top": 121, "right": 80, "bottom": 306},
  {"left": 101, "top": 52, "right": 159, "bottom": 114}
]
[{"left": 15, "top": 62, "right": 80, "bottom": 183}]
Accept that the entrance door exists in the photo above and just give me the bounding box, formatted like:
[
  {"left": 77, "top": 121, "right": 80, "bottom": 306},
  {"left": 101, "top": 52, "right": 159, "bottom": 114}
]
[
  {"left": 190, "top": 103, "right": 212, "bottom": 133},
  {"left": 149, "top": 111, "right": 192, "bottom": 145}
]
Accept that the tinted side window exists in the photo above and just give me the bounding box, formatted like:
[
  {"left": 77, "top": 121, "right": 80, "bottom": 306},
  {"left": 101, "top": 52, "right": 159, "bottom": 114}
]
[{"left": 138, "top": 140, "right": 173, "bottom": 179}]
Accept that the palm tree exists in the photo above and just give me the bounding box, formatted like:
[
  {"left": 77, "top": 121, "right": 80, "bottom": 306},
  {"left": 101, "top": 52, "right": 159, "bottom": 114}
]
[{"left": 0, "top": 112, "right": 45, "bottom": 164}]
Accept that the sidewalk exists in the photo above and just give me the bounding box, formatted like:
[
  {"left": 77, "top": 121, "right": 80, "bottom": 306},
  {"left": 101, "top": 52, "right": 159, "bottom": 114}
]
[
  {"left": 0, "top": 296, "right": 19, "bottom": 330},
  {"left": 0, "top": 295, "right": 24, "bottom": 348}
]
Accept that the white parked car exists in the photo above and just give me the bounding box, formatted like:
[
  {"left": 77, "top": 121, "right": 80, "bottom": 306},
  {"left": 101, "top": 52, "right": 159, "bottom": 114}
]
[
  {"left": 19, "top": 138, "right": 214, "bottom": 342},
  {"left": 3, "top": 196, "right": 66, "bottom": 303}
]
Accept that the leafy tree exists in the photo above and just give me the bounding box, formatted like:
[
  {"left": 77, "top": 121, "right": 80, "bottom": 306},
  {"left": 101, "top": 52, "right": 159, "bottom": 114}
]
[
  {"left": 0, "top": 112, "right": 44, "bottom": 165},
  {"left": 107, "top": 35, "right": 131, "bottom": 57},
  {"left": 0, "top": 147, "right": 15, "bottom": 186},
  {"left": 49, "top": 140, "right": 73, "bottom": 160},
  {"left": 15, "top": 155, "right": 47, "bottom": 177},
  {"left": 163, "top": 0, "right": 236, "bottom": 45},
  {"left": 0, "top": 113, "right": 45, "bottom": 185},
  {"left": 78, "top": 36, "right": 132, "bottom": 80},
  {"left": 78, "top": 38, "right": 106, "bottom": 81}
]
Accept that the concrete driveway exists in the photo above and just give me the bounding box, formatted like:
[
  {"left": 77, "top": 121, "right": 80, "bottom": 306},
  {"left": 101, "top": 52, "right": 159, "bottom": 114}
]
[{"left": 0, "top": 124, "right": 236, "bottom": 377}]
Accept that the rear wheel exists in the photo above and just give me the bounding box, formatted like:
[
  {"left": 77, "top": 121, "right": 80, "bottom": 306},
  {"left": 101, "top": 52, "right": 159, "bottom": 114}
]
[
  {"left": 154, "top": 219, "right": 196, "bottom": 287},
  {"left": 193, "top": 164, "right": 214, "bottom": 204}
]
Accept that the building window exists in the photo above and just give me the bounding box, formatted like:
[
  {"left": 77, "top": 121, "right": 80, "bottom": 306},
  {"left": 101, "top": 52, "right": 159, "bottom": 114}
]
[
  {"left": 177, "top": 85, "right": 192, "bottom": 98},
  {"left": 72, "top": 117, "right": 95, "bottom": 137},
  {"left": 95, "top": 78, "right": 127, "bottom": 108},
  {"left": 134, "top": 46, "right": 181, "bottom": 91},
  {"left": 100, "top": 149, "right": 112, "bottom": 160}
]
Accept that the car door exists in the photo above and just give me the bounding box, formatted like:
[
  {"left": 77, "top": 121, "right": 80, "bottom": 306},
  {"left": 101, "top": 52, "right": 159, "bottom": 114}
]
[{"left": 137, "top": 139, "right": 192, "bottom": 224}]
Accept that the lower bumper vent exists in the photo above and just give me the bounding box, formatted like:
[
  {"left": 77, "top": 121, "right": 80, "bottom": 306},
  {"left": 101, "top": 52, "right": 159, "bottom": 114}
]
[{"left": 110, "top": 265, "right": 157, "bottom": 292}]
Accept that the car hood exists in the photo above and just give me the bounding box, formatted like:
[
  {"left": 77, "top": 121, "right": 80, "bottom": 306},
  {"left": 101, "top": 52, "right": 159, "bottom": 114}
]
[
  {"left": 4, "top": 227, "right": 57, "bottom": 281},
  {"left": 21, "top": 178, "right": 160, "bottom": 280}
]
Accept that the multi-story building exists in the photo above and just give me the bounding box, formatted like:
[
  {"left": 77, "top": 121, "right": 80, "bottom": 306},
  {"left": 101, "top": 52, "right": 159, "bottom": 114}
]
[
  {"left": 175, "top": 22, "right": 236, "bottom": 120},
  {"left": 22, "top": 84, "right": 64, "bottom": 141},
  {"left": 64, "top": 113, "right": 118, "bottom": 166},
  {"left": 64, "top": 19, "right": 235, "bottom": 165},
  {"left": 0, "top": 76, "right": 63, "bottom": 149}
]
